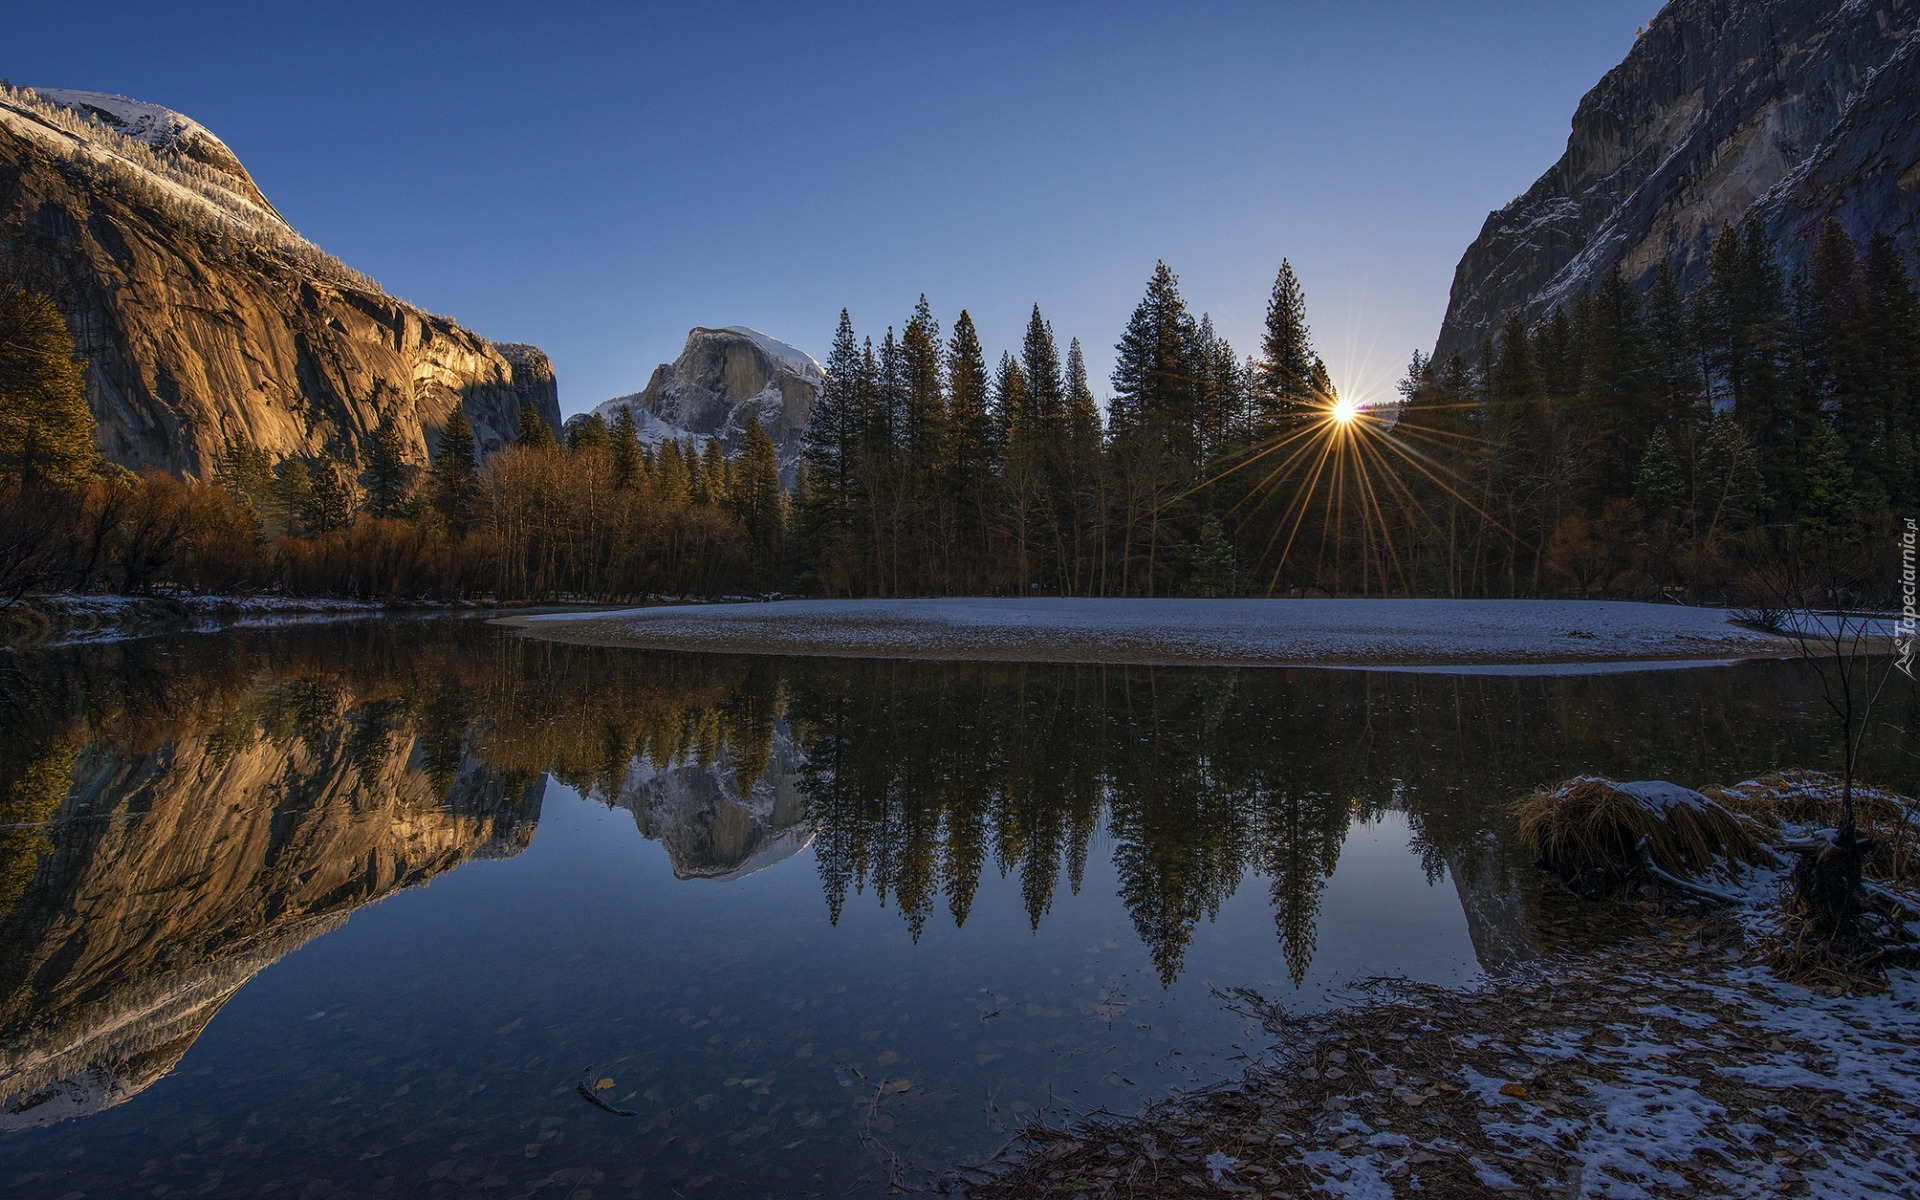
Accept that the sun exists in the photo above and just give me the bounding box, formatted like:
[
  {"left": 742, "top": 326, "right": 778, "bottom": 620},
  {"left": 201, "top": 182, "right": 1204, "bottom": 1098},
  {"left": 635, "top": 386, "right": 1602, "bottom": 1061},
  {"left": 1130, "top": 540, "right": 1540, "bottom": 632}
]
[{"left": 1328, "top": 396, "right": 1361, "bottom": 426}]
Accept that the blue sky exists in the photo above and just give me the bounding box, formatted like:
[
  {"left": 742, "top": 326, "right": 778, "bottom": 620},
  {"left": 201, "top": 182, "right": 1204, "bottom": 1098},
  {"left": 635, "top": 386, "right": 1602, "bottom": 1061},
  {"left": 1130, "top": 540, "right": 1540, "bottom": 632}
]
[{"left": 11, "top": 1, "right": 1662, "bottom": 415}]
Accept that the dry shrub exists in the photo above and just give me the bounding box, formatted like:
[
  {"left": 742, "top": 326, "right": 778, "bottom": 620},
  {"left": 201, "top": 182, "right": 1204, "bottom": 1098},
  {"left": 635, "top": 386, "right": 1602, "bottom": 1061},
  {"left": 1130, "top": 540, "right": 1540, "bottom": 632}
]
[
  {"left": 1515, "top": 776, "right": 1762, "bottom": 888},
  {"left": 1707, "top": 770, "right": 1919, "bottom": 889}
]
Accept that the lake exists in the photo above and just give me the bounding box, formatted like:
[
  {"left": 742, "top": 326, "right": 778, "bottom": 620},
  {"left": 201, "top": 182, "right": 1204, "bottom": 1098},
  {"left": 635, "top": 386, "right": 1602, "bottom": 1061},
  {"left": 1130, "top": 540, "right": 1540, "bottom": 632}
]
[{"left": 0, "top": 618, "right": 1906, "bottom": 1197}]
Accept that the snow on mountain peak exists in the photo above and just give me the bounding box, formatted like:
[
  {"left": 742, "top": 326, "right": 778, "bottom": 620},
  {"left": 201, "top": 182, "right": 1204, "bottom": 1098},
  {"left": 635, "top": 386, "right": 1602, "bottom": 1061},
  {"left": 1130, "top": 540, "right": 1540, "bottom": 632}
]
[
  {"left": 719, "top": 327, "right": 824, "bottom": 379},
  {"left": 34, "top": 89, "right": 218, "bottom": 152},
  {"left": 26, "top": 86, "right": 281, "bottom": 219}
]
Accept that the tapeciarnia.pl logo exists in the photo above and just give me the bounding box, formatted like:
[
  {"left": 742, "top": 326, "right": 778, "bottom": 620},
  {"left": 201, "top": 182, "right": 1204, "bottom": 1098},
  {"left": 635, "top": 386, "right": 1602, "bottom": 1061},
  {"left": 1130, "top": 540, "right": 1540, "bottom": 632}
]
[{"left": 1900, "top": 517, "right": 1917, "bottom": 680}]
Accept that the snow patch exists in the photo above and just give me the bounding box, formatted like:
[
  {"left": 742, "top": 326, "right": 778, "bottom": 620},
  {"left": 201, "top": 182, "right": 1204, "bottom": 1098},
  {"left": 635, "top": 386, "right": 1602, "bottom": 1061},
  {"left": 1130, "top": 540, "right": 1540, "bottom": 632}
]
[{"left": 721, "top": 326, "right": 824, "bottom": 379}]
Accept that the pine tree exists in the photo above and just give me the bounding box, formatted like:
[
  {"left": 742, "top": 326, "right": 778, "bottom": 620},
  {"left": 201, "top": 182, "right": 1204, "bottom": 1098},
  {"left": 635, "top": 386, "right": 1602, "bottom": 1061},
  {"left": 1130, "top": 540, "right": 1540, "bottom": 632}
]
[
  {"left": 1860, "top": 233, "right": 1920, "bottom": 505},
  {"left": 217, "top": 441, "right": 276, "bottom": 517},
  {"left": 873, "top": 328, "right": 905, "bottom": 452},
  {"left": 900, "top": 297, "right": 947, "bottom": 588},
  {"left": 807, "top": 309, "right": 864, "bottom": 500},
  {"left": 0, "top": 289, "right": 100, "bottom": 488},
  {"left": 362, "top": 415, "right": 409, "bottom": 518},
  {"left": 609, "top": 406, "right": 640, "bottom": 490},
  {"left": 653, "top": 438, "right": 691, "bottom": 508},
  {"left": 901, "top": 296, "right": 946, "bottom": 461},
  {"left": 701, "top": 439, "right": 730, "bottom": 507},
  {"left": 992, "top": 352, "right": 1032, "bottom": 445},
  {"left": 1643, "top": 263, "right": 1702, "bottom": 420},
  {"left": 1797, "top": 419, "right": 1860, "bottom": 540},
  {"left": 1253, "top": 260, "right": 1314, "bottom": 434},
  {"left": 568, "top": 412, "right": 610, "bottom": 452},
  {"left": 686, "top": 440, "right": 709, "bottom": 505},
  {"left": 1582, "top": 262, "right": 1651, "bottom": 489},
  {"left": 1064, "top": 337, "right": 1097, "bottom": 433},
  {"left": 1193, "top": 315, "right": 1245, "bottom": 459},
  {"left": 1632, "top": 429, "right": 1686, "bottom": 526},
  {"left": 1021, "top": 305, "right": 1064, "bottom": 429},
  {"left": 303, "top": 460, "right": 352, "bottom": 534},
  {"left": 430, "top": 405, "right": 482, "bottom": 532},
  {"left": 1110, "top": 262, "right": 1202, "bottom": 594},
  {"left": 1694, "top": 414, "right": 1762, "bottom": 539},
  {"left": 944, "top": 311, "right": 994, "bottom": 585},
  {"left": 277, "top": 458, "right": 313, "bottom": 536},
  {"left": 1111, "top": 261, "right": 1199, "bottom": 446},
  {"left": 516, "top": 402, "right": 556, "bottom": 449},
  {"left": 730, "top": 419, "right": 784, "bottom": 581},
  {"left": 1188, "top": 515, "right": 1239, "bottom": 597}
]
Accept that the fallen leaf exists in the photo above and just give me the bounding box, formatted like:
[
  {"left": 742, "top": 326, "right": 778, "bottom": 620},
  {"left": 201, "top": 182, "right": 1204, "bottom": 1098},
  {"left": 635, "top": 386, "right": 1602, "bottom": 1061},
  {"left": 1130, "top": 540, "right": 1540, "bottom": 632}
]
[
  {"left": 1498, "top": 1083, "right": 1528, "bottom": 1099},
  {"left": 594, "top": 1077, "right": 614, "bottom": 1091}
]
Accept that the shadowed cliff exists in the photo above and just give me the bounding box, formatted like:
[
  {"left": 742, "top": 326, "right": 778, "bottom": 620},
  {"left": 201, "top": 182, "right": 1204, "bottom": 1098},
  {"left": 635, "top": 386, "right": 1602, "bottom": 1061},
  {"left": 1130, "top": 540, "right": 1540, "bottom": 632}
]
[{"left": 1436, "top": 0, "right": 1920, "bottom": 360}]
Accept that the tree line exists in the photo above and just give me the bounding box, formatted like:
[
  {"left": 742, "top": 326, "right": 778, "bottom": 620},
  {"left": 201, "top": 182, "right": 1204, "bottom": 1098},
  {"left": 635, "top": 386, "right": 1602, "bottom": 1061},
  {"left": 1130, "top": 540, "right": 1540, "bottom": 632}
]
[
  {"left": 791, "top": 262, "right": 1337, "bottom": 597},
  {"left": 3, "top": 218, "right": 1915, "bottom": 608},
  {"left": 1396, "top": 218, "right": 1917, "bottom": 601},
  {"left": 0, "top": 284, "right": 789, "bottom": 604}
]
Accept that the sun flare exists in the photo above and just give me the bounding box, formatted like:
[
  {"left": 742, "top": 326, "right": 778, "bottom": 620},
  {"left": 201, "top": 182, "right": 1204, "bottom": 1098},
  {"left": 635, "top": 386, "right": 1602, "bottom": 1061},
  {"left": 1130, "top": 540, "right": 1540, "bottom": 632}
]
[{"left": 1328, "top": 396, "right": 1361, "bottom": 425}]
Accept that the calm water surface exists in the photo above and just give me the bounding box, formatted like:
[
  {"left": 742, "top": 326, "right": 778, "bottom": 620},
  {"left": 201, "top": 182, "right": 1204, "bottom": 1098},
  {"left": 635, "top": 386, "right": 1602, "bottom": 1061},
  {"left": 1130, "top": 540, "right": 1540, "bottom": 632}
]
[{"left": 0, "top": 620, "right": 1909, "bottom": 1196}]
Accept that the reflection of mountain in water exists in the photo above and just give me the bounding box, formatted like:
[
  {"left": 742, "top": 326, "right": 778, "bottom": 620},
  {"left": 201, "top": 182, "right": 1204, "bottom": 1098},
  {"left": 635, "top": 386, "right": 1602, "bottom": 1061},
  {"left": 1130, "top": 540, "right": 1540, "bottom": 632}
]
[
  {"left": 592, "top": 720, "right": 811, "bottom": 881},
  {"left": 0, "top": 690, "right": 540, "bottom": 1127}
]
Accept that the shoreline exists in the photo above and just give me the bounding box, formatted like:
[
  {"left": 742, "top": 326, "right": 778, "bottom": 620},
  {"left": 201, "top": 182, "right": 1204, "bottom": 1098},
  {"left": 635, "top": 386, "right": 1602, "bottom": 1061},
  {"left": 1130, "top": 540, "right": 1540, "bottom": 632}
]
[
  {"left": 962, "top": 907, "right": 1920, "bottom": 1198},
  {"left": 505, "top": 597, "right": 1817, "bottom": 672}
]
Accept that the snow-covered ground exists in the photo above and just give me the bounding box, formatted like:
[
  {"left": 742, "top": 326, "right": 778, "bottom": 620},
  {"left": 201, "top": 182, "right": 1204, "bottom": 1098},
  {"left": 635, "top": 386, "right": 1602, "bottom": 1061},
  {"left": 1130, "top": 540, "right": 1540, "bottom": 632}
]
[
  {"left": 976, "top": 812, "right": 1920, "bottom": 1200},
  {"left": 522, "top": 598, "right": 1812, "bottom": 670}
]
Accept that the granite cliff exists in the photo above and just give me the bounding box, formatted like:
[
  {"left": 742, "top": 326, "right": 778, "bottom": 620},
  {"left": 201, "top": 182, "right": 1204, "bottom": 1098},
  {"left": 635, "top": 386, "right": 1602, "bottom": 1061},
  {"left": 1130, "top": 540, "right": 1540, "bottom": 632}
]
[
  {"left": 1435, "top": 0, "right": 1920, "bottom": 361},
  {"left": 0, "top": 85, "right": 559, "bottom": 479}
]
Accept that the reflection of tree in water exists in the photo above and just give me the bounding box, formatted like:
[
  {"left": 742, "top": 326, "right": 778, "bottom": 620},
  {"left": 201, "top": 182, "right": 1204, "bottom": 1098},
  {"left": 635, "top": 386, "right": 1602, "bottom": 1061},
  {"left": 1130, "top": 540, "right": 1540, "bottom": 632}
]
[
  {"left": 784, "top": 657, "right": 1911, "bottom": 987},
  {"left": 795, "top": 663, "right": 1107, "bottom": 940},
  {"left": 789, "top": 663, "right": 1352, "bottom": 983}
]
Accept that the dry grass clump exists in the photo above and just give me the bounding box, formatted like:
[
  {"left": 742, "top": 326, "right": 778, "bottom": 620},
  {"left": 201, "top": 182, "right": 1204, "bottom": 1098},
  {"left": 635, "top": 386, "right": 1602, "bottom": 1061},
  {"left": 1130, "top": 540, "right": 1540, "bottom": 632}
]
[
  {"left": 1515, "top": 776, "right": 1761, "bottom": 888},
  {"left": 1707, "top": 770, "right": 1919, "bottom": 888}
]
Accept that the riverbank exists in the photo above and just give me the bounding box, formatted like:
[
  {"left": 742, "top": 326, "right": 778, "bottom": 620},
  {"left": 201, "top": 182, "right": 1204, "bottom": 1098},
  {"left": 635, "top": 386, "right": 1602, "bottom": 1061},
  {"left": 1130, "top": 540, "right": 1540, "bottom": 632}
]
[
  {"left": 510, "top": 598, "right": 1816, "bottom": 670},
  {"left": 0, "top": 593, "right": 587, "bottom": 648},
  {"left": 961, "top": 770, "right": 1920, "bottom": 1198},
  {"left": 961, "top": 909, "right": 1920, "bottom": 1199}
]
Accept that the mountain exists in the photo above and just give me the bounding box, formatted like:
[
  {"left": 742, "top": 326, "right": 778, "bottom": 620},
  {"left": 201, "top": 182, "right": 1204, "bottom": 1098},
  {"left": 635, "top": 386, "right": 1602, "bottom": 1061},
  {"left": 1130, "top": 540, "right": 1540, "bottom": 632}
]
[
  {"left": 0, "top": 714, "right": 540, "bottom": 1128},
  {"left": 581, "top": 326, "right": 822, "bottom": 487},
  {"left": 1434, "top": 0, "right": 1920, "bottom": 362},
  {"left": 0, "top": 84, "right": 560, "bottom": 478}
]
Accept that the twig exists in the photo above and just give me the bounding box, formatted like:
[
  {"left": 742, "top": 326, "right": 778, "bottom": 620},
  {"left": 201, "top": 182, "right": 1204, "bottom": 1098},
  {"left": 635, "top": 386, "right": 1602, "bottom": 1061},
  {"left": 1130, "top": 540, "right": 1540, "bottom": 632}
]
[
  {"left": 1863, "top": 879, "right": 1920, "bottom": 919},
  {"left": 1635, "top": 836, "right": 1742, "bottom": 904}
]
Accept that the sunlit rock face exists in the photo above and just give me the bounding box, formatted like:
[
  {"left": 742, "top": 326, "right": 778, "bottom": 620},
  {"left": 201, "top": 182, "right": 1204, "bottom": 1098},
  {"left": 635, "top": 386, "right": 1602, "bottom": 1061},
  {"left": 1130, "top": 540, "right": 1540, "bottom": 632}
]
[
  {"left": 583, "top": 327, "right": 823, "bottom": 487},
  {"left": 1434, "top": 0, "right": 1920, "bottom": 361},
  {"left": 592, "top": 720, "right": 811, "bottom": 881},
  {"left": 0, "top": 86, "right": 561, "bottom": 479},
  {"left": 0, "top": 720, "right": 540, "bottom": 1128}
]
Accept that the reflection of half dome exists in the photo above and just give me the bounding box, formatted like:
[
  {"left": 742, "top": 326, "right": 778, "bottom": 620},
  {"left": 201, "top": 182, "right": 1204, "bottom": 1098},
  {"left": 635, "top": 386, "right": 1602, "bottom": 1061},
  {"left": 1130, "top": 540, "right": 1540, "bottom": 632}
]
[{"left": 593, "top": 719, "right": 812, "bottom": 882}]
